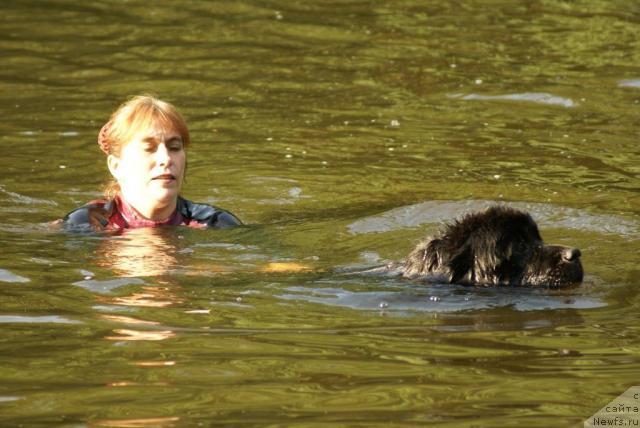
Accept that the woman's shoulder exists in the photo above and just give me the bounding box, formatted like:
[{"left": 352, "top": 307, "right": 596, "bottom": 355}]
[
  {"left": 61, "top": 199, "right": 115, "bottom": 231},
  {"left": 177, "top": 197, "right": 242, "bottom": 229}
]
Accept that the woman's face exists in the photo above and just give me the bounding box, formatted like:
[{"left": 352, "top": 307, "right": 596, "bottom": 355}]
[{"left": 108, "top": 122, "right": 186, "bottom": 210}]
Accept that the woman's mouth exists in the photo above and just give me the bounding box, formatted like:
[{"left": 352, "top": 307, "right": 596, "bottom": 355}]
[{"left": 152, "top": 174, "right": 176, "bottom": 181}]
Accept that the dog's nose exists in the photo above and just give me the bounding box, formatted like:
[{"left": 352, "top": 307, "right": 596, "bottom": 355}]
[{"left": 562, "top": 248, "right": 581, "bottom": 261}]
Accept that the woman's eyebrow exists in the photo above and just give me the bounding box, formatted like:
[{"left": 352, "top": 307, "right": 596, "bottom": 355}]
[
  {"left": 140, "top": 134, "right": 182, "bottom": 144},
  {"left": 166, "top": 136, "right": 183, "bottom": 144},
  {"left": 142, "top": 135, "right": 159, "bottom": 143}
]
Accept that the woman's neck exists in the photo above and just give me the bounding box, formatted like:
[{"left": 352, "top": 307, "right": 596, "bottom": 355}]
[{"left": 118, "top": 193, "right": 177, "bottom": 222}]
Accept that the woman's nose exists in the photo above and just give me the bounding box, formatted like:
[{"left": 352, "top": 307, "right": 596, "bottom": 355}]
[{"left": 155, "top": 144, "right": 172, "bottom": 165}]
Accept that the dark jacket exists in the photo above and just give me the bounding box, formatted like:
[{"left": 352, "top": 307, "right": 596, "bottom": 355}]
[{"left": 62, "top": 196, "right": 242, "bottom": 232}]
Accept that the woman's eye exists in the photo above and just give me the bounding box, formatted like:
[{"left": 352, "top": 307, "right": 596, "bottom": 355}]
[{"left": 169, "top": 144, "right": 183, "bottom": 151}]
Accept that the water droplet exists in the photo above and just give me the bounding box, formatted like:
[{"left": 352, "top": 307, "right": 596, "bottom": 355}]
[
  {"left": 429, "top": 296, "right": 440, "bottom": 302},
  {"left": 390, "top": 119, "right": 400, "bottom": 127},
  {"left": 379, "top": 301, "right": 389, "bottom": 309}
]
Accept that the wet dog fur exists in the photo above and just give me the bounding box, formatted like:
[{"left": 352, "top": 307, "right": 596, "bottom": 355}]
[{"left": 399, "top": 206, "right": 583, "bottom": 287}]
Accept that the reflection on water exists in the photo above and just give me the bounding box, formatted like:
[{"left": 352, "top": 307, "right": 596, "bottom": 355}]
[
  {"left": 86, "top": 229, "right": 185, "bottom": 341},
  {"left": 90, "top": 417, "right": 180, "bottom": 428},
  {"left": 105, "top": 329, "right": 176, "bottom": 341},
  {"left": 95, "top": 228, "right": 180, "bottom": 278},
  {"left": 104, "top": 286, "right": 181, "bottom": 308},
  {"left": 131, "top": 361, "right": 176, "bottom": 367},
  {"left": 99, "top": 314, "right": 161, "bottom": 326},
  {"left": 93, "top": 228, "right": 311, "bottom": 278}
]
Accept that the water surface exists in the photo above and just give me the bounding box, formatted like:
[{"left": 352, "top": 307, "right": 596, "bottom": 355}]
[{"left": 1, "top": 1, "right": 639, "bottom": 426}]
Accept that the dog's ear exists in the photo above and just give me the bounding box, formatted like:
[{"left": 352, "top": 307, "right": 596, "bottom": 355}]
[
  {"left": 402, "top": 237, "right": 444, "bottom": 279},
  {"left": 446, "top": 238, "right": 474, "bottom": 284},
  {"left": 424, "top": 238, "right": 446, "bottom": 272}
]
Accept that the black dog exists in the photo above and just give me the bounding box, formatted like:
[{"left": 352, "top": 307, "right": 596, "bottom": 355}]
[{"left": 398, "top": 205, "right": 583, "bottom": 287}]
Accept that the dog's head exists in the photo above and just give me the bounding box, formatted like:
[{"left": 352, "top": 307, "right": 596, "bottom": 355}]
[{"left": 402, "top": 206, "right": 583, "bottom": 287}]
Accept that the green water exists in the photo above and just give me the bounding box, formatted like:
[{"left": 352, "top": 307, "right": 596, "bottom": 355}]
[{"left": 1, "top": 0, "right": 639, "bottom": 426}]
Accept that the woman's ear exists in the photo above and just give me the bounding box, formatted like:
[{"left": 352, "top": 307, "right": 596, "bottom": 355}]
[{"left": 107, "top": 154, "right": 121, "bottom": 180}]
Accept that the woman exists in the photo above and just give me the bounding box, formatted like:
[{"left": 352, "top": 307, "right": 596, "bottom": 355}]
[{"left": 62, "top": 95, "right": 241, "bottom": 231}]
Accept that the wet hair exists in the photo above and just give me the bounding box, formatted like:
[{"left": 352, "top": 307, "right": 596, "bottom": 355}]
[
  {"left": 99, "top": 95, "right": 190, "bottom": 198},
  {"left": 401, "top": 206, "right": 583, "bottom": 287}
]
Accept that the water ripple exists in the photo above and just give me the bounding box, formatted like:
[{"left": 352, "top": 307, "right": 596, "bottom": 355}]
[
  {"left": 348, "top": 200, "right": 638, "bottom": 237},
  {"left": 0, "top": 186, "right": 57, "bottom": 206},
  {"left": 0, "top": 315, "right": 80, "bottom": 324},
  {"left": 618, "top": 79, "right": 640, "bottom": 88},
  {"left": 0, "top": 268, "right": 30, "bottom": 283},
  {"left": 73, "top": 277, "right": 146, "bottom": 294},
  {"left": 278, "top": 283, "right": 604, "bottom": 313},
  {"left": 448, "top": 92, "right": 577, "bottom": 108}
]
